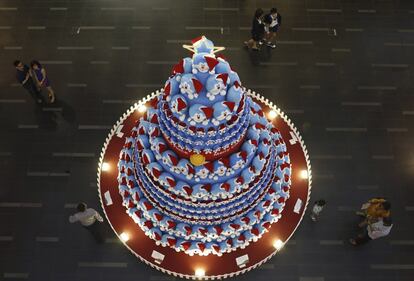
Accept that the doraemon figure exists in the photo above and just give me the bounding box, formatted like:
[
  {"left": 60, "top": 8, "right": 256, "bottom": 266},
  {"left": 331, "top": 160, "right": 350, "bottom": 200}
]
[
  {"left": 260, "top": 129, "right": 272, "bottom": 142},
  {"left": 241, "top": 167, "right": 255, "bottom": 186},
  {"left": 229, "top": 151, "right": 247, "bottom": 170},
  {"left": 247, "top": 121, "right": 263, "bottom": 137},
  {"left": 141, "top": 149, "right": 155, "bottom": 165},
  {"left": 192, "top": 225, "right": 209, "bottom": 240},
  {"left": 150, "top": 137, "right": 167, "bottom": 159},
  {"left": 219, "top": 238, "right": 233, "bottom": 253},
  {"left": 211, "top": 157, "right": 231, "bottom": 180},
  {"left": 163, "top": 75, "right": 181, "bottom": 101},
  {"left": 188, "top": 104, "right": 213, "bottom": 126},
  {"left": 229, "top": 71, "right": 241, "bottom": 86},
  {"left": 176, "top": 181, "right": 193, "bottom": 197},
  {"left": 192, "top": 54, "right": 219, "bottom": 83},
  {"left": 215, "top": 58, "right": 231, "bottom": 74},
  {"left": 172, "top": 57, "right": 193, "bottom": 74},
  {"left": 193, "top": 184, "right": 211, "bottom": 199},
  {"left": 211, "top": 183, "right": 227, "bottom": 199},
  {"left": 207, "top": 127, "right": 215, "bottom": 137},
  {"left": 176, "top": 224, "right": 193, "bottom": 240},
  {"left": 206, "top": 242, "right": 222, "bottom": 256},
  {"left": 195, "top": 162, "right": 213, "bottom": 181},
  {"left": 196, "top": 127, "right": 205, "bottom": 137},
  {"left": 177, "top": 158, "right": 195, "bottom": 180},
  {"left": 159, "top": 216, "right": 176, "bottom": 231},
  {"left": 252, "top": 154, "right": 266, "bottom": 172},
  {"left": 183, "top": 57, "right": 193, "bottom": 73},
  {"left": 147, "top": 227, "right": 163, "bottom": 242},
  {"left": 241, "top": 140, "right": 257, "bottom": 158},
  {"left": 177, "top": 121, "right": 186, "bottom": 131},
  {"left": 244, "top": 228, "right": 259, "bottom": 243},
  {"left": 146, "top": 107, "right": 159, "bottom": 124},
  {"left": 147, "top": 162, "right": 163, "bottom": 180},
  {"left": 257, "top": 141, "right": 270, "bottom": 156},
  {"left": 192, "top": 36, "right": 215, "bottom": 54},
  {"left": 212, "top": 161, "right": 226, "bottom": 179},
  {"left": 218, "top": 124, "right": 227, "bottom": 134},
  {"left": 179, "top": 74, "right": 203, "bottom": 100},
  {"left": 189, "top": 242, "right": 207, "bottom": 256},
  {"left": 212, "top": 101, "right": 235, "bottom": 126},
  {"left": 192, "top": 53, "right": 209, "bottom": 74},
  {"left": 227, "top": 83, "right": 243, "bottom": 105},
  {"left": 159, "top": 172, "right": 176, "bottom": 189},
  {"left": 161, "top": 150, "right": 178, "bottom": 167},
  {"left": 222, "top": 222, "right": 241, "bottom": 237},
  {"left": 137, "top": 120, "right": 151, "bottom": 135},
  {"left": 205, "top": 73, "right": 228, "bottom": 101},
  {"left": 136, "top": 134, "right": 149, "bottom": 151},
  {"left": 169, "top": 94, "right": 188, "bottom": 121},
  {"left": 161, "top": 234, "right": 177, "bottom": 248},
  {"left": 148, "top": 125, "right": 160, "bottom": 138}
]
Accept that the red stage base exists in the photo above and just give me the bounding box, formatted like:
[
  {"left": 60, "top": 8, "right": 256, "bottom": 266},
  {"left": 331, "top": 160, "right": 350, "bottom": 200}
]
[{"left": 97, "top": 90, "right": 312, "bottom": 280}]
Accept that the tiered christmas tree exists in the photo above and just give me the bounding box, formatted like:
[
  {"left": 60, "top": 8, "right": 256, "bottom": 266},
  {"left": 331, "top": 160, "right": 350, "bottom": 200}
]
[{"left": 117, "top": 36, "right": 292, "bottom": 256}]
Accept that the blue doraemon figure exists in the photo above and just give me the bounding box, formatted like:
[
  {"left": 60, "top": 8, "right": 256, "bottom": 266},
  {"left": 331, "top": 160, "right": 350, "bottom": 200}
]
[
  {"left": 227, "top": 83, "right": 243, "bottom": 105},
  {"left": 212, "top": 101, "right": 235, "bottom": 126},
  {"left": 215, "top": 58, "right": 231, "bottom": 74},
  {"left": 188, "top": 104, "right": 213, "bottom": 126},
  {"left": 183, "top": 57, "right": 193, "bottom": 73},
  {"left": 205, "top": 73, "right": 228, "bottom": 102},
  {"left": 169, "top": 94, "right": 188, "bottom": 122},
  {"left": 179, "top": 74, "right": 203, "bottom": 100},
  {"left": 192, "top": 54, "right": 219, "bottom": 84}
]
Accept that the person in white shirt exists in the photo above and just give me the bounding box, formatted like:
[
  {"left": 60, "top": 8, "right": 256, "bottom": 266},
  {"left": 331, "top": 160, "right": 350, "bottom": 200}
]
[
  {"left": 349, "top": 217, "right": 393, "bottom": 246},
  {"left": 69, "top": 202, "right": 105, "bottom": 243},
  {"left": 310, "top": 199, "right": 326, "bottom": 221},
  {"left": 263, "top": 8, "right": 282, "bottom": 48}
]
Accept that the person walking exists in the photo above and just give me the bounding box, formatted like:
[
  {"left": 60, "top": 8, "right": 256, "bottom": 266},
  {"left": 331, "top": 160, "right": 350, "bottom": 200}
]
[
  {"left": 14, "top": 60, "right": 43, "bottom": 104},
  {"left": 69, "top": 203, "right": 105, "bottom": 243},
  {"left": 31, "top": 60, "right": 56, "bottom": 103},
  {"left": 350, "top": 217, "right": 393, "bottom": 246},
  {"left": 244, "top": 8, "right": 265, "bottom": 51},
  {"left": 310, "top": 199, "right": 326, "bottom": 221},
  {"left": 263, "top": 8, "right": 282, "bottom": 48},
  {"left": 357, "top": 198, "right": 391, "bottom": 227}
]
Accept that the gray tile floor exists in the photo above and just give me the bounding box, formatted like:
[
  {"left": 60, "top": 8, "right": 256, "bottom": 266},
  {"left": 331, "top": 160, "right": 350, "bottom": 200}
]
[{"left": 1, "top": 0, "right": 414, "bottom": 280}]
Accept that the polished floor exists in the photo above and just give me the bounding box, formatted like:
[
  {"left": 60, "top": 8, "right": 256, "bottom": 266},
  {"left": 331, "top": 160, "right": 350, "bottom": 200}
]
[{"left": 0, "top": 0, "right": 414, "bottom": 281}]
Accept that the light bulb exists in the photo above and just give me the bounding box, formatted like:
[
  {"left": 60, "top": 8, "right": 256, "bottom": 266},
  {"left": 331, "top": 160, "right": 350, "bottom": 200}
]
[
  {"left": 138, "top": 104, "right": 147, "bottom": 113},
  {"left": 299, "top": 170, "right": 308, "bottom": 179},
  {"left": 268, "top": 110, "right": 277, "bottom": 119},
  {"left": 273, "top": 239, "right": 284, "bottom": 250},
  {"left": 120, "top": 232, "right": 130, "bottom": 242},
  {"left": 102, "top": 162, "right": 110, "bottom": 172},
  {"left": 195, "top": 268, "right": 205, "bottom": 278}
]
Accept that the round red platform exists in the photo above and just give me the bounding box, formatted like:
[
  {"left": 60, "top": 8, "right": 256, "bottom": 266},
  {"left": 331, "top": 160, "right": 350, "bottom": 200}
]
[{"left": 97, "top": 90, "right": 312, "bottom": 279}]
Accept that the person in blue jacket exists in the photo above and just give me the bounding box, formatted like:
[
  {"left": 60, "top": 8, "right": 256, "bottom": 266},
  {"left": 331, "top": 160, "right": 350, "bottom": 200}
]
[
  {"left": 14, "top": 60, "right": 43, "bottom": 104},
  {"left": 244, "top": 8, "right": 265, "bottom": 51}
]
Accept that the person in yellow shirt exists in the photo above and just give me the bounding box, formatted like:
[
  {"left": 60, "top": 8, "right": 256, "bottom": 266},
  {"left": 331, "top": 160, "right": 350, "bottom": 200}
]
[{"left": 357, "top": 198, "right": 391, "bottom": 227}]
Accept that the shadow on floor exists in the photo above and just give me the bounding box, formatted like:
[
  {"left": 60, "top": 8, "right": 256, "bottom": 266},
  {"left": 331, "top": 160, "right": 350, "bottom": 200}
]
[{"left": 35, "top": 99, "right": 77, "bottom": 131}]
